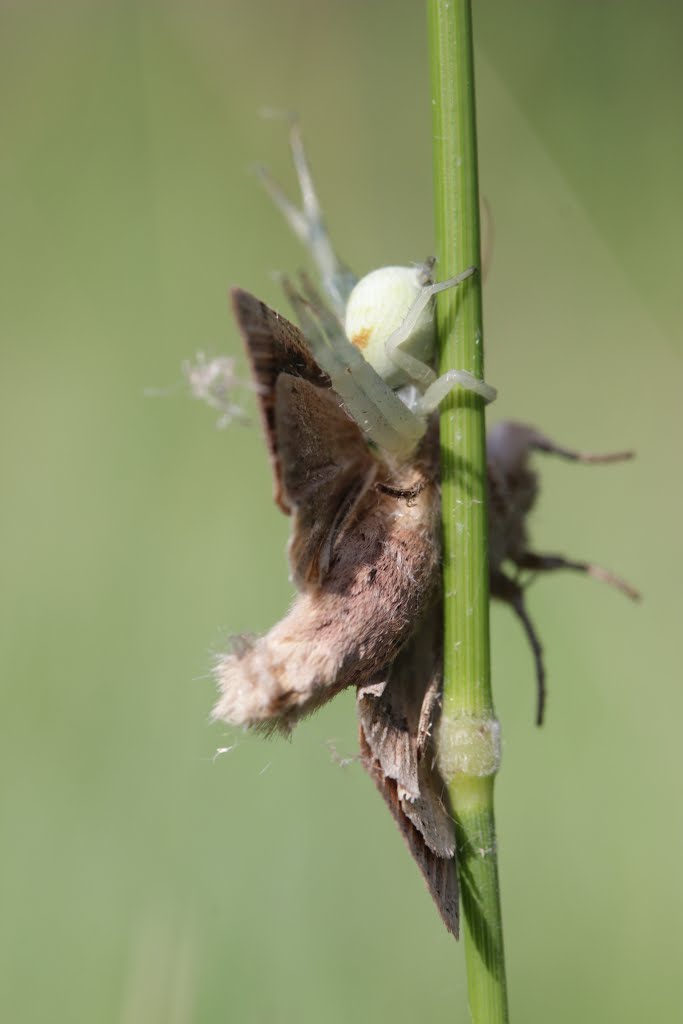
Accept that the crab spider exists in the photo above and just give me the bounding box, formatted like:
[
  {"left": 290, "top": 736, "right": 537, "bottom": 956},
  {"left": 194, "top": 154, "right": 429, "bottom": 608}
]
[{"left": 256, "top": 117, "right": 497, "bottom": 458}]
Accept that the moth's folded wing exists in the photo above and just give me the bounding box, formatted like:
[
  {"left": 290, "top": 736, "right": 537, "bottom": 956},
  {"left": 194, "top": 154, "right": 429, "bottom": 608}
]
[
  {"left": 275, "top": 374, "right": 377, "bottom": 587},
  {"left": 357, "top": 674, "right": 418, "bottom": 800},
  {"left": 399, "top": 757, "right": 455, "bottom": 860},
  {"left": 359, "top": 729, "right": 459, "bottom": 937},
  {"left": 357, "top": 607, "right": 441, "bottom": 801},
  {"left": 231, "top": 288, "right": 330, "bottom": 513},
  {"left": 357, "top": 612, "right": 458, "bottom": 936}
]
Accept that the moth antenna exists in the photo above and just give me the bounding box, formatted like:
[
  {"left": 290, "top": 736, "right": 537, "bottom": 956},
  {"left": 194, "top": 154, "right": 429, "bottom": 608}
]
[
  {"left": 280, "top": 274, "right": 316, "bottom": 333},
  {"left": 279, "top": 275, "right": 347, "bottom": 385},
  {"left": 297, "top": 269, "right": 337, "bottom": 323}
]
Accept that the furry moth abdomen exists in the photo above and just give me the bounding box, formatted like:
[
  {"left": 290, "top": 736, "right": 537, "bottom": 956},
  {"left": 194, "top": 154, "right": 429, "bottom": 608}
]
[{"left": 214, "top": 377, "right": 440, "bottom": 734}]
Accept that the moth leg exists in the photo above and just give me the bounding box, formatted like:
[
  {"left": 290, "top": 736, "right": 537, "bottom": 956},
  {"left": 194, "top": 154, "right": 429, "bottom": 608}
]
[
  {"left": 491, "top": 570, "right": 546, "bottom": 726},
  {"left": 515, "top": 552, "right": 641, "bottom": 602},
  {"left": 527, "top": 433, "right": 634, "bottom": 465},
  {"left": 286, "top": 275, "right": 426, "bottom": 457},
  {"left": 382, "top": 271, "right": 497, "bottom": 409},
  {"left": 256, "top": 114, "right": 357, "bottom": 316}
]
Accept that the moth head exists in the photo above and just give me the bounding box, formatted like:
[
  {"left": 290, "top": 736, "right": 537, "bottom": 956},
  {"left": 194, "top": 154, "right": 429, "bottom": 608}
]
[{"left": 344, "top": 266, "right": 435, "bottom": 388}]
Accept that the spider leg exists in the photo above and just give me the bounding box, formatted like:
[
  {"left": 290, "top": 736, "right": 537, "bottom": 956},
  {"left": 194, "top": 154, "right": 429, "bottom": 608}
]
[
  {"left": 384, "top": 270, "right": 474, "bottom": 386},
  {"left": 286, "top": 275, "right": 425, "bottom": 457},
  {"left": 256, "top": 114, "right": 357, "bottom": 316},
  {"left": 417, "top": 370, "right": 498, "bottom": 414},
  {"left": 383, "top": 270, "right": 497, "bottom": 407},
  {"left": 515, "top": 552, "right": 641, "bottom": 602},
  {"left": 281, "top": 276, "right": 336, "bottom": 363},
  {"left": 491, "top": 570, "right": 547, "bottom": 726}
]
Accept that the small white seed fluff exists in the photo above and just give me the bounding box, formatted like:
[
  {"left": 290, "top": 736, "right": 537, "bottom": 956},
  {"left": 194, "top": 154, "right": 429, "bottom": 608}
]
[{"left": 344, "top": 266, "right": 435, "bottom": 387}]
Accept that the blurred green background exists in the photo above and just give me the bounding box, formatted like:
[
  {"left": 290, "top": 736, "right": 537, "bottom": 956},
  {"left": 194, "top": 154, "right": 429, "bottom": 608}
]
[{"left": 1, "top": 1, "right": 681, "bottom": 1021}]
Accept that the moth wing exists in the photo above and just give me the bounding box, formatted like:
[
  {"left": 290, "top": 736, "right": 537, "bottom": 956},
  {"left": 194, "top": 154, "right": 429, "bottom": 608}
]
[
  {"left": 357, "top": 609, "right": 459, "bottom": 936},
  {"left": 359, "top": 729, "right": 459, "bottom": 937},
  {"left": 357, "top": 606, "right": 442, "bottom": 803},
  {"left": 231, "top": 287, "right": 330, "bottom": 513},
  {"left": 274, "top": 374, "right": 377, "bottom": 587}
]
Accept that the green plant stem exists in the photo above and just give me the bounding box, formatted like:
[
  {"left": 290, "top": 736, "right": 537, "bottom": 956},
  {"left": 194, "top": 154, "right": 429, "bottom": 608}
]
[{"left": 428, "top": 1, "right": 509, "bottom": 1021}]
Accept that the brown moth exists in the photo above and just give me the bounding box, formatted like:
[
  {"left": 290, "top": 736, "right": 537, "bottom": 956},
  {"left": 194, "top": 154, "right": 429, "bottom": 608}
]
[
  {"left": 212, "top": 288, "right": 638, "bottom": 937},
  {"left": 214, "top": 291, "right": 441, "bottom": 733}
]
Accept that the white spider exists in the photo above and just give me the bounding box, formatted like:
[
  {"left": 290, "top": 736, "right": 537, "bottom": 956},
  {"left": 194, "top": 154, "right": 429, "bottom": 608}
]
[{"left": 256, "top": 118, "right": 497, "bottom": 458}]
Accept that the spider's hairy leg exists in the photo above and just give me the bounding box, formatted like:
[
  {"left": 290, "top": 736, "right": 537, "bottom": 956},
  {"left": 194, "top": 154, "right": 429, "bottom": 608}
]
[
  {"left": 286, "top": 275, "right": 426, "bottom": 458},
  {"left": 383, "top": 269, "right": 498, "bottom": 408},
  {"left": 255, "top": 113, "right": 357, "bottom": 316}
]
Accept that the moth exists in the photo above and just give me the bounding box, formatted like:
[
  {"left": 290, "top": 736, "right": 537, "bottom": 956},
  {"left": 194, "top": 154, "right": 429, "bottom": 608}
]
[{"left": 211, "top": 122, "right": 638, "bottom": 937}]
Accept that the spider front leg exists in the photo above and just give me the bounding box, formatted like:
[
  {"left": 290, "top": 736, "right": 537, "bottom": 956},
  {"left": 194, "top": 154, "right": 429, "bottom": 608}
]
[
  {"left": 256, "top": 114, "right": 357, "bottom": 317},
  {"left": 284, "top": 275, "right": 426, "bottom": 458},
  {"left": 383, "top": 270, "right": 498, "bottom": 411}
]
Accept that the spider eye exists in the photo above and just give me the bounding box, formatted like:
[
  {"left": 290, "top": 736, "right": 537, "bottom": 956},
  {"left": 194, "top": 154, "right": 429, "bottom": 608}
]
[{"left": 344, "top": 266, "right": 435, "bottom": 387}]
